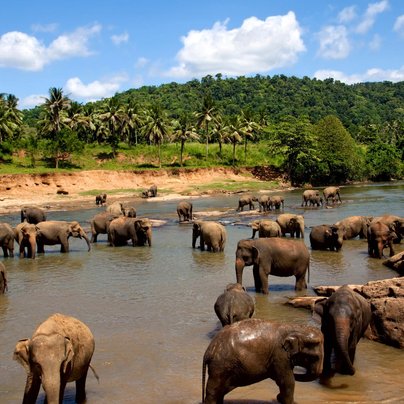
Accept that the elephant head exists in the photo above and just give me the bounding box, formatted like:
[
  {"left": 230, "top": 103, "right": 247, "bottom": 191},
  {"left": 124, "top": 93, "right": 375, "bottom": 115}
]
[
  {"left": 328, "top": 224, "right": 346, "bottom": 251},
  {"left": 249, "top": 220, "right": 260, "bottom": 239},
  {"left": 19, "top": 223, "right": 38, "bottom": 259},
  {"left": 69, "top": 221, "right": 91, "bottom": 251},
  {"left": 192, "top": 221, "right": 203, "bottom": 248},
  {"left": 135, "top": 219, "right": 152, "bottom": 246},
  {"left": 235, "top": 239, "right": 257, "bottom": 282}
]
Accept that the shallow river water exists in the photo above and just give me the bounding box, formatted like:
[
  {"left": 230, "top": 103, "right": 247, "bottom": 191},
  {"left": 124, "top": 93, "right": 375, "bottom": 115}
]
[{"left": 0, "top": 182, "right": 403, "bottom": 403}]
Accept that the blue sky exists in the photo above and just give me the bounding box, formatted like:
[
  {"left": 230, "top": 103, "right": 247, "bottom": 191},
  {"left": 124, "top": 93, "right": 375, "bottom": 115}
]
[{"left": 1, "top": 0, "right": 403, "bottom": 108}]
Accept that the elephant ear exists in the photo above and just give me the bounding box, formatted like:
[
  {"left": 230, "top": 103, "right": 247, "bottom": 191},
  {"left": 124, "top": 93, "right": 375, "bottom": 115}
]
[
  {"left": 283, "top": 335, "right": 300, "bottom": 357},
  {"left": 62, "top": 337, "right": 74, "bottom": 374},
  {"left": 13, "top": 339, "right": 31, "bottom": 373},
  {"left": 251, "top": 246, "right": 260, "bottom": 261},
  {"left": 313, "top": 297, "right": 327, "bottom": 319}
]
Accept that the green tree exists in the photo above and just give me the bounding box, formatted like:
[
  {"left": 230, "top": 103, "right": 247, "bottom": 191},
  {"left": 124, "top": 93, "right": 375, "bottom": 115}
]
[
  {"left": 365, "top": 141, "right": 402, "bottom": 181},
  {"left": 123, "top": 101, "right": 145, "bottom": 146},
  {"left": 239, "top": 109, "right": 260, "bottom": 162},
  {"left": 0, "top": 93, "right": 22, "bottom": 143},
  {"left": 225, "top": 115, "right": 243, "bottom": 166},
  {"left": 171, "top": 113, "right": 199, "bottom": 166}
]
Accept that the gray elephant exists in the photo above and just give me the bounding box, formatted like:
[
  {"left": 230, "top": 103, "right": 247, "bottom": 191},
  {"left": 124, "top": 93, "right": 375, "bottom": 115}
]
[
  {"left": 14, "top": 313, "right": 97, "bottom": 404},
  {"left": 371, "top": 215, "right": 404, "bottom": 244},
  {"left": 214, "top": 283, "right": 255, "bottom": 327},
  {"left": 106, "top": 201, "right": 125, "bottom": 216},
  {"left": 236, "top": 195, "right": 257, "bottom": 211},
  {"left": 271, "top": 195, "right": 284, "bottom": 209},
  {"left": 90, "top": 211, "right": 118, "bottom": 243},
  {"left": 0, "top": 222, "right": 15, "bottom": 257},
  {"left": 250, "top": 219, "right": 281, "bottom": 238},
  {"left": 235, "top": 238, "right": 310, "bottom": 294},
  {"left": 367, "top": 221, "right": 396, "bottom": 258},
  {"left": 14, "top": 222, "right": 37, "bottom": 258},
  {"left": 335, "top": 215, "right": 373, "bottom": 239},
  {"left": 21, "top": 206, "right": 46, "bottom": 224},
  {"left": 276, "top": 213, "right": 305, "bottom": 238},
  {"left": 142, "top": 184, "right": 157, "bottom": 198},
  {"left": 177, "top": 201, "right": 193, "bottom": 222},
  {"left": 202, "top": 319, "right": 324, "bottom": 404},
  {"left": 192, "top": 221, "right": 226, "bottom": 252},
  {"left": 124, "top": 206, "right": 137, "bottom": 218},
  {"left": 108, "top": 216, "right": 152, "bottom": 247},
  {"left": 309, "top": 224, "right": 346, "bottom": 251},
  {"left": 36, "top": 221, "right": 91, "bottom": 253},
  {"left": 323, "top": 186, "right": 342, "bottom": 205},
  {"left": 314, "top": 285, "right": 371, "bottom": 378},
  {"left": 301, "top": 189, "right": 321, "bottom": 207},
  {"left": 258, "top": 194, "right": 272, "bottom": 212},
  {"left": 0, "top": 262, "right": 7, "bottom": 293},
  {"left": 95, "top": 193, "right": 107, "bottom": 206},
  {"left": 308, "top": 194, "right": 323, "bottom": 207}
]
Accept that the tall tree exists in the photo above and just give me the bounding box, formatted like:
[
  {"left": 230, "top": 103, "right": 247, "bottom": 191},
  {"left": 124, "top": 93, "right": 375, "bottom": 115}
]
[
  {"left": 240, "top": 109, "right": 260, "bottom": 162},
  {"left": 171, "top": 113, "right": 199, "bottom": 166},
  {"left": 225, "top": 115, "right": 243, "bottom": 166},
  {"left": 123, "top": 101, "right": 144, "bottom": 146}
]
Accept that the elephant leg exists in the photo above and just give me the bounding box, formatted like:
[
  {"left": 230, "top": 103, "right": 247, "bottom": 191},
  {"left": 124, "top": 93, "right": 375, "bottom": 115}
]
[
  {"left": 253, "top": 264, "right": 262, "bottom": 293},
  {"left": 200, "top": 235, "right": 205, "bottom": 251},
  {"left": 205, "top": 377, "right": 225, "bottom": 404},
  {"left": 295, "top": 273, "right": 307, "bottom": 290},
  {"left": 75, "top": 369, "right": 88, "bottom": 403},
  {"left": 2, "top": 246, "right": 8, "bottom": 257},
  {"left": 275, "top": 373, "right": 295, "bottom": 404},
  {"left": 259, "top": 267, "right": 269, "bottom": 294},
  {"left": 388, "top": 243, "right": 395, "bottom": 257},
  {"left": 23, "top": 373, "right": 41, "bottom": 404},
  {"left": 37, "top": 240, "right": 45, "bottom": 254}
]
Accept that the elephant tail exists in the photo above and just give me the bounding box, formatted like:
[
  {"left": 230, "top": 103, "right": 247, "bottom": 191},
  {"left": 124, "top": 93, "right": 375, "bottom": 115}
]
[
  {"left": 202, "top": 356, "right": 207, "bottom": 403},
  {"left": 307, "top": 261, "right": 310, "bottom": 285},
  {"left": 89, "top": 364, "right": 100, "bottom": 383}
]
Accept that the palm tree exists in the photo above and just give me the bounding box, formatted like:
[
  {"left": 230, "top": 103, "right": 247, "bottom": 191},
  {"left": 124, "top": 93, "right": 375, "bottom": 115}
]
[
  {"left": 210, "top": 114, "right": 228, "bottom": 158},
  {"left": 240, "top": 109, "right": 260, "bottom": 163},
  {"left": 171, "top": 113, "right": 199, "bottom": 166},
  {"left": 0, "top": 93, "right": 23, "bottom": 142},
  {"left": 64, "top": 101, "right": 94, "bottom": 143},
  {"left": 225, "top": 115, "right": 244, "bottom": 166},
  {"left": 195, "top": 92, "right": 217, "bottom": 159},
  {"left": 123, "top": 101, "right": 144, "bottom": 146}
]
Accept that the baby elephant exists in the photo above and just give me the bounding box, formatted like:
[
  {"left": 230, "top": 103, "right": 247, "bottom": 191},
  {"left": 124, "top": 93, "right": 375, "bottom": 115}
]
[
  {"left": 14, "top": 313, "right": 97, "bottom": 404},
  {"left": 214, "top": 283, "right": 255, "bottom": 327}
]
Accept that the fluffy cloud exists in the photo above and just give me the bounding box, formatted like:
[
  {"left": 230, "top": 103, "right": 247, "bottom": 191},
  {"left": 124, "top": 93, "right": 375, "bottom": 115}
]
[
  {"left": 19, "top": 94, "right": 47, "bottom": 109},
  {"left": 338, "top": 6, "right": 357, "bottom": 23},
  {"left": 393, "top": 15, "right": 404, "bottom": 36},
  {"left": 166, "top": 12, "right": 305, "bottom": 78},
  {"left": 0, "top": 24, "right": 101, "bottom": 71},
  {"left": 314, "top": 66, "right": 404, "bottom": 84},
  {"left": 111, "top": 32, "right": 129, "bottom": 45},
  {"left": 317, "top": 25, "right": 351, "bottom": 59},
  {"left": 355, "top": 0, "right": 389, "bottom": 34}
]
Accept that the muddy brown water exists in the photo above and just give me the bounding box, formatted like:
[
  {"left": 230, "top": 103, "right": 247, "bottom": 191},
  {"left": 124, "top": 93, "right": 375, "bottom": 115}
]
[{"left": 0, "top": 182, "right": 403, "bottom": 403}]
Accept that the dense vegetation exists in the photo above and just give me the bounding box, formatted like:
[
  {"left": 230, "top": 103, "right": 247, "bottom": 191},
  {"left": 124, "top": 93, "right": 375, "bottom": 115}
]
[{"left": 1, "top": 74, "right": 403, "bottom": 186}]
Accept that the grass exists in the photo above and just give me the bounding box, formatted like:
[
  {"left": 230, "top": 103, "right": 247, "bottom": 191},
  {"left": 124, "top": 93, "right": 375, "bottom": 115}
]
[{"left": 188, "top": 180, "right": 281, "bottom": 193}]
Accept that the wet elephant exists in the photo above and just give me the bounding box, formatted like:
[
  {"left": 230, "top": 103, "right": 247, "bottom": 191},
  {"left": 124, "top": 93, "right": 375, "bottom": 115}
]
[
  {"left": 202, "top": 318, "right": 324, "bottom": 404},
  {"left": 124, "top": 206, "right": 137, "bottom": 218},
  {"left": 0, "top": 262, "right": 7, "bottom": 293},
  {"left": 250, "top": 219, "right": 281, "bottom": 239},
  {"left": 95, "top": 193, "right": 107, "bottom": 206},
  {"left": 14, "top": 313, "right": 97, "bottom": 404},
  {"left": 323, "top": 186, "right": 342, "bottom": 205},
  {"left": 90, "top": 212, "right": 118, "bottom": 243},
  {"left": 367, "top": 221, "right": 396, "bottom": 258},
  {"left": 371, "top": 215, "right": 404, "bottom": 244},
  {"left": 106, "top": 201, "right": 125, "bottom": 216},
  {"left": 235, "top": 238, "right": 310, "bottom": 293},
  {"left": 14, "top": 222, "right": 37, "bottom": 258},
  {"left": 258, "top": 194, "right": 272, "bottom": 212},
  {"left": 309, "top": 224, "right": 346, "bottom": 251},
  {"left": 36, "top": 221, "right": 91, "bottom": 254},
  {"left": 314, "top": 285, "right": 371, "bottom": 378},
  {"left": 108, "top": 216, "right": 152, "bottom": 247},
  {"left": 21, "top": 206, "right": 46, "bottom": 224},
  {"left": 301, "top": 189, "right": 321, "bottom": 207},
  {"left": 276, "top": 213, "right": 304, "bottom": 238},
  {"left": 236, "top": 195, "right": 257, "bottom": 211},
  {"left": 142, "top": 184, "right": 157, "bottom": 198},
  {"left": 177, "top": 201, "right": 193, "bottom": 222},
  {"left": 335, "top": 215, "right": 372, "bottom": 239},
  {"left": 192, "top": 221, "right": 226, "bottom": 252},
  {"left": 0, "top": 222, "right": 15, "bottom": 257},
  {"left": 214, "top": 283, "right": 255, "bottom": 327},
  {"left": 271, "top": 195, "right": 284, "bottom": 209}
]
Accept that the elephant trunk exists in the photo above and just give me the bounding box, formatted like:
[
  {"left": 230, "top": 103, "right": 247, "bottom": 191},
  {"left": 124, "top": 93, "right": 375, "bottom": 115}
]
[
  {"left": 192, "top": 230, "right": 198, "bottom": 249},
  {"left": 235, "top": 258, "right": 245, "bottom": 284},
  {"left": 334, "top": 317, "right": 355, "bottom": 375},
  {"left": 41, "top": 374, "right": 62, "bottom": 404},
  {"left": 28, "top": 236, "right": 36, "bottom": 259},
  {"left": 82, "top": 231, "right": 91, "bottom": 251}
]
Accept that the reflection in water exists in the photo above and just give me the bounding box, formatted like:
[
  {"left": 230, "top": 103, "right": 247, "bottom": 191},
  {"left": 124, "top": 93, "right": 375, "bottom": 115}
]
[{"left": 0, "top": 182, "right": 403, "bottom": 403}]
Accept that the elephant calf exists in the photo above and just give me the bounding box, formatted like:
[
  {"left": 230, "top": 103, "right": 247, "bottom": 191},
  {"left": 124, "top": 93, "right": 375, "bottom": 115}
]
[
  {"left": 310, "top": 224, "right": 346, "bottom": 251},
  {"left": 250, "top": 219, "right": 281, "bottom": 238},
  {"left": 236, "top": 195, "right": 257, "bottom": 211},
  {"left": 177, "top": 201, "right": 193, "bottom": 222},
  {"left": 214, "top": 283, "right": 255, "bottom": 327},
  {"left": 0, "top": 262, "right": 7, "bottom": 293},
  {"left": 192, "top": 221, "right": 226, "bottom": 252},
  {"left": 367, "top": 221, "right": 396, "bottom": 258}
]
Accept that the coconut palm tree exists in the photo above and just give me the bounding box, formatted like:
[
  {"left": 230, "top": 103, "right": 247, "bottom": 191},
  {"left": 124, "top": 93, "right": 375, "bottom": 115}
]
[
  {"left": 64, "top": 101, "right": 94, "bottom": 143},
  {"left": 123, "top": 101, "right": 144, "bottom": 146},
  {"left": 171, "top": 113, "right": 199, "bottom": 166},
  {"left": 240, "top": 109, "right": 260, "bottom": 163},
  {"left": 210, "top": 114, "right": 228, "bottom": 158},
  {"left": 0, "top": 93, "right": 23, "bottom": 142},
  {"left": 225, "top": 115, "right": 244, "bottom": 166}
]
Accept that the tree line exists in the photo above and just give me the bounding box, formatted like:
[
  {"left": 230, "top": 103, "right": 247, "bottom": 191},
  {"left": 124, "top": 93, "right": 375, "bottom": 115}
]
[{"left": 0, "top": 74, "right": 403, "bottom": 186}]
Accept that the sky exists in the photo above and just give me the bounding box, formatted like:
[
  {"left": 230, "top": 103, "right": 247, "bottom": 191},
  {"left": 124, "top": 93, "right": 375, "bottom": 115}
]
[{"left": 0, "top": 0, "right": 403, "bottom": 109}]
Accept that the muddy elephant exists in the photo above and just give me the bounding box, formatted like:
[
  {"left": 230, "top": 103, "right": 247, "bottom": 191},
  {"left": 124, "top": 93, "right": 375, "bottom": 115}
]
[
  {"left": 108, "top": 216, "right": 152, "bottom": 247},
  {"left": 258, "top": 194, "right": 272, "bottom": 212},
  {"left": 308, "top": 194, "right": 323, "bottom": 207},
  {"left": 276, "top": 213, "right": 305, "bottom": 238},
  {"left": 335, "top": 215, "right": 372, "bottom": 239},
  {"left": 271, "top": 195, "right": 284, "bottom": 209},
  {"left": 95, "top": 193, "right": 107, "bottom": 206},
  {"left": 106, "top": 201, "right": 125, "bottom": 216},
  {"left": 323, "top": 186, "right": 342, "bottom": 205},
  {"left": 301, "top": 189, "right": 321, "bottom": 207},
  {"left": 202, "top": 319, "right": 324, "bottom": 404},
  {"left": 250, "top": 219, "right": 281, "bottom": 239},
  {"left": 0, "top": 262, "right": 7, "bottom": 293},
  {"left": 14, "top": 313, "right": 97, "bottom": 404},
  {"left": 21, "top": 206, "right": 46, "bottom": 224},
  {"left": 236, "top": 195, "right": 257, "bottom": 211},
  {"left": 367, "top": 221, "right": 396, "bottom": 258},
  {"left": 14, "top": 222, "right": 37, "bottom": 258},
  {"left": 90, "top": 211, "right": 119, "bottom": 243},
  {"left": 371, "top": 215, "right": 404, "bottom": 244},
  {"left": 314, "top": 285, "right": 371, "bottom": 378},
  {"left": 0, "top": 222, "right": 15, "bottom": 257},
  {"left": 124, "top": 206, "right": 137, "bottom": 218},
  {"left": 235, "top": 238, "right": 310, "bottom": 294},
  {"left": 36, "top": 221, "right": 91, "bottom": 254},
  {"left": 192, "top": 221, "right": 226, "bottom": 252},
  {"left": 177, "top": 201, "right": 193, "bottom": 222},
  {"left": 309, "top": 224, "right": 346, "bottom": 251},
  {"left": 214, "top": 283, "right": 255, "bottom": 327},
  {"left": 142, "top": 184, "right": 157, "bottom": 198}
]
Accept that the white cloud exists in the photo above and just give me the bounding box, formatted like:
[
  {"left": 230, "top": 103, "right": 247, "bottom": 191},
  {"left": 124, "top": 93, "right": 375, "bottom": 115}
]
[
  {"left": 31, "top": 23, "right": 58, "bottom": 33},
  {"left": 166, "top": 12, "right": 305, "bottom": 78},
  {"left": 369, "top": 34, "right": 382, "bottom": 50},
  {"left": 135, "top": 57, "right": 149, "bottom": 68},
  {"left": 338, "top": 6, "right": 357, "bottom": 23},
  {"left": 19, "top": 94, "right": 47, "bottom": 109},
  {"left": 0, "top": 24, "right": 101, "bottom": 71},
  {"left": 314, "top": 66, "right": 404, "bottom": 84},
  {"left": 111, "top": 32, "right": 129, "bottom": 45},
  {"left": 393, "top": 15, "right": 404, "bottom": 36},
  {"left": 317, "top": 25, "right": 351, "bottom": 59},
  {"left": 356, "top": 0, "right": 389, "bottom": 34}
]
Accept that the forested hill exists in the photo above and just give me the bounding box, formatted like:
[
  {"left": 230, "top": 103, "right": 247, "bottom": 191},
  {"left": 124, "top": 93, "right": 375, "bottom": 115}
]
[{"left": 114, "top": 75, "right": 403, "bottom": 133}]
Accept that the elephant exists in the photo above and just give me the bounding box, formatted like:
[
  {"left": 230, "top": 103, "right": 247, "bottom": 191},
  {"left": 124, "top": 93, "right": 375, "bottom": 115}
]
[
  {"left": 214, "top": 283, "right": 255, "bottom": 327},
  {"left": 0, "top": 262, "right": 7, "bottom": 293},
  {"left": 301, "top": 189, "right": 321, "bottom": 207},
  {"left": 258, "top": 194, "right": 272, "bottom": 212},
  {"left": 250, "top": 219, "right": 281, "bottom": 239},
  {"left": 124, "top": 206, "right": 137, "bottom": 218},
  {"left": 202, "top": 318, "right": 324, "bottom": 404},
  {"left": 108, "top": 216, "right": 152, "bottom": 247},
  {"left": 192, "top": 221, "right": 226, "bottom": 252},
  {"left": 323, "top": 186, "right": 342, "bottom": 205},
  {"left": 367, "top": 221, "right": 396, "bottom": 258},
  {"left": 0, "top": 222, "right": 15, "bottom": 257},
  {"left": 276, "top": 213, "right": 305, "bottom": 238},
  {"left": 309, "top": 224, "right": 346, "bottom": 251},
  {"left": 335, "top": 215, "right": 373, "bottom": 239},
  {"left": 371, "top": 215, "right": 404, "bottom": 244},
  {"left": 142, "top": 184, "right": 157, "bottom": 198},
  {"left": 106, "top": 201, "right": 125, "bottom": 216},
  {"left": 14, "top": 313, "right": 97, "bottom": 404},
  {"left": 235, "top": 238, "right": 310, "bottom": 294},
  {"left": 308, "top": 194, "right": 323, "bottom": 207},
  {"left": 36, "top": 221, "right": 91, "bottom": 254},
  {"left": 20, "top": 206, "right": 46, "bottom": 224},
  {"left": 177, "top": 201, "right": 193, "bottom": 222},
  {"left": 14, "top": 222, "right": 37, "bottom": 258},
  {"left": 90, "top": 211, "right": 119, "bottom": 243},
  {"left": 236, "top": 195, "right": 257, "bottom": 211},
  {"left": 314, "top": 285, "right": 371, "bottom": 378},
  {"left": 271, "top": 195, "right": 284, "bottom": 209},
  {"left": 95, "top": 193, "right": 107, "bottom": 206}
]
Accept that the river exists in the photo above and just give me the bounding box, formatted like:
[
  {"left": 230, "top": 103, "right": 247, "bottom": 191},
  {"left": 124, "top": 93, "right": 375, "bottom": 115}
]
[{"left": 0, "top": 182, "right": 403, "bottom": 403}]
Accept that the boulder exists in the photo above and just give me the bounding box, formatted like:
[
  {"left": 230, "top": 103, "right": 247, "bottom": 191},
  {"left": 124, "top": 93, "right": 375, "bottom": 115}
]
[{"left": 383, "top": 251, "right": 404, "bottom": 274}]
